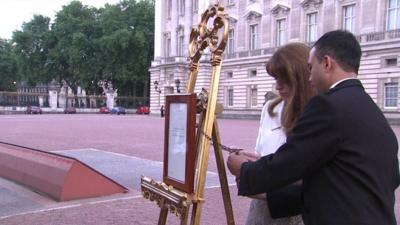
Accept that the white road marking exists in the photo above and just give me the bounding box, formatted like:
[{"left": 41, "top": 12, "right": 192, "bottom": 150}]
[
  {"left": 0, "top": 204, "right": 82, "bottom": 220},
  {"left": 0, "top": 183, "right": 239, "bottom": 221},
  {"left": 0, "top": 148, "right": 237, "bottom": 220},
  {"left": 88, "top": 194, "right": 143, "bottom": 205}
]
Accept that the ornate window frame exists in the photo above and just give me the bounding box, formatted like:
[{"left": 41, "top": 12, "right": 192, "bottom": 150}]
[
  {"left": 271, "top": 4, "right": 290, "bottom": 47},
  {"left": 245, "top": 10, "right": 262, "bottom": 50},
  {"left": 166, "top": 0, "right": 172, "bottom": 19},
  {"left": 247, "top": 84, "right": 258, "bottom": 108},
  {"left": 176, "top": 26, "right": 185, "bottom": 56},
  {"left": 227, "top": 15, "right": 238, "bottom": 54},
  {"left": 225, "top": 87, "right": 234, "bottom": 107},
  {"left": 179, "top": 0, "right": 185, "bottom": 16},
  {"left": 380, "top": 78, "right": 399, "bottom": 109},
  {"left": 336, "top": 0, "right": 358, "bottom": 34},
  {"left": 300, "top": 0, "right": 322, "bottom": 42},
  {"left": 386, "top": 0, "right": 400, "bottom": 30},
  {"left": 163, "top": 32, "right": 171, "bottom": 57}
]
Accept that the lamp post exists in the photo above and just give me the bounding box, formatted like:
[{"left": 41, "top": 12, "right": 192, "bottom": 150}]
[
  {"left": 154, "top": 80, "right": 162, "bottom": 106},
  {"left": 12, "top": 81, "right": 17, "bottom": 92},
  {"left": 175, "top": 79, "right": 181, "bottom": 93},
  {"left": 12, "top": 81, "right": 19, "bottom": 106},
  {"left": 90, "top": 80, "right": 95, "bottom": 108}
]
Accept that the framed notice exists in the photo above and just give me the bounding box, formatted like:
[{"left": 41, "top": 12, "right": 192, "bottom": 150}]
[{"left": 163, "top": 93, "right": 197, "bottom": 193}]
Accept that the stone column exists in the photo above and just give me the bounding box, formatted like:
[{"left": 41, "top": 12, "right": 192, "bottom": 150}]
[
  {"left": 38, "top": 96, "right": 44, "bottom": 107},
  {"left": 58, "top": 87, "right": 66, "bottom": 109},
  {"left": 48, "top": 90, "right": 58, "bottom": 110},
  {"left": 154, "top": 0, "right": 162, "bottom": 59},
  {"left": 106, "top": 91, "right": 115, "bottom": 109}
]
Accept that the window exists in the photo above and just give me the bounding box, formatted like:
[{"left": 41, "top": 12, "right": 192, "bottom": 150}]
[
  {"left": 249, "top": 24, "right": 258, "bottom": 50},
  {"left": 178, "top": 35, "right": 185, "bottom": 56},
  {"left": 228, "top": 89, "right": 234, "bottom": 106},
  {"left": 386, "top": 58, "right": 398, "bottom": 67},
  {"left": 179, "top": 0, "right": 185, "bottom": 16},
  {"left": 250, "top": 87, "right": 258, "bottom": 107},
  {"left": 387, "top": 0, "right": 400, "bottom": 30},
  {"left": 167, "top": 0, "right": 172, "bottom": 18},
  {"left": 343, "top": 4, "right": 355, "bottom": 33},
  {"left": 168, "top": 74, "right": 174, "bottom": 84},
  {"left": 167, "top": 38, "right": 171, "bottom": 57},
  {"left": 249, "top": 69, "right": 257, "bottom": 77},
  {"left": 177, "top": 28, "right": 185, "bottom": 56},
  {"left": 306, "top": 13, "right": 317, "bottom": 42},
  {"left": 227, "top": 29, "right": 235, "bottom": 54},
  {"left": 193, "top": 0, "right": 198, "bottom": 12},
  {"left": 164, "top": 34, "right": 171, "bottom": 57},
  {"left": 384, "top": 82, "right": 398, "bottom": 108},
  {"left": 226, "top": 71, "right": 233, "bottom": 79},
  {"left": 276, "top": 19, "right": 286, "bottom": 46}
]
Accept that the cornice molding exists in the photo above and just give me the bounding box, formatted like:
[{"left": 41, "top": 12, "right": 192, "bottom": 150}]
[
  {"left": 245, "top": 3, "right": 263, "bottom": 21},
  {"left": 227, "top": 15, "right": 238, "bottom": 24},
  {"left": 244, "top": 10, "right": 263, "bottom": 21},
  {"left": 300, "top": 0, "right": 323, "bottom": 9},
  {"left": 271, "top": 4, "right": 291, "bottom": 17}
]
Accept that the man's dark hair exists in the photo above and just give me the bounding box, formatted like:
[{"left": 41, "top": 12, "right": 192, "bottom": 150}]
[{"left": 313, "top": 30, "right": 361, "bottom": 73}]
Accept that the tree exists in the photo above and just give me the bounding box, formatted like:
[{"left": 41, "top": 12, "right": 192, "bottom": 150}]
[
  {"left": 0, "top": 39, "right": 18, "bottom": 91},
  {"left": 49, "top": 1, "right": 101, "bottom": 95},
  {"left": 9, "top": 0, "right": 155, "bottom": 99},
  {"left": 12, "top": 15, "right": 52, "bottom": 86},
  {"left": 97, "top": 0, "right": 154, "bottom": 97}
]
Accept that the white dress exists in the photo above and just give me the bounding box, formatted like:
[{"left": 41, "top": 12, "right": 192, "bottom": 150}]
[{"left": 245, "top": 101, "right": 303, "bottom": 225}]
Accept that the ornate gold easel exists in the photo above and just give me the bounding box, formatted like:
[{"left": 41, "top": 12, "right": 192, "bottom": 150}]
[{"left": 141, "top": 4, "right": 234, "bottom": 225}]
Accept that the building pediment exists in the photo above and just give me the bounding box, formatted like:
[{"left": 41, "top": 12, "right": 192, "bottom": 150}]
[
  {"left": 271, "top": 4, "right": 290, "bottom": 17},
  {"left": 244, "top": 10, "right": 262, "bottom": 21},
  {"left": 300, "top": 0, "right": 323, "bottom": 10},
  {"left": 245, "top": 3, "right": 263, "bottom": 21},
  {"left": 227, "top": 15, "right": 238, "bottom": 24}
]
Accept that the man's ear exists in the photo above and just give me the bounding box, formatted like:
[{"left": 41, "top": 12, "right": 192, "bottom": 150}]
[{"left": 322, "top": 55, "right": 333, "bottom": 72}]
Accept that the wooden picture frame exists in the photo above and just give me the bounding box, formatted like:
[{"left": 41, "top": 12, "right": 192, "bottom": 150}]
[{"left": 163, "top": 93, "right": 197, "bottom": 193}]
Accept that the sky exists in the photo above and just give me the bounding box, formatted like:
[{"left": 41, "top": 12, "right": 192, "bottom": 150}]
[{"left": 0, "top": 0, "right": 121, "bottom": 40}]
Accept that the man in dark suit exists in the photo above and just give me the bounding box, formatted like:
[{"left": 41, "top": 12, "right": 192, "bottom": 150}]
[{"left": 227, "top": 30, "right": 400, "bottom": 225}]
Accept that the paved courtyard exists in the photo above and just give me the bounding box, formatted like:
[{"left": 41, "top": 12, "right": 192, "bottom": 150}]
[{"left": 0, "top": 114, "right": 398, "bottom": 225}]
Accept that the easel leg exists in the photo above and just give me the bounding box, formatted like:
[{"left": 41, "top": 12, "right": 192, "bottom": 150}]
[
  {"left": 158, "top": 204, "right": 168, "bottom": 225},
  {"left": 190, "top": 119, "right": 236, "bottom": 225},
  {"left": 212, "top": 120, "right": 235, "bottom": 225},
  {"left": 180, "top": 205, "right": 190, "bottom": 225},
  {"left": 189, "top": 202, "right": 203, "bottom": 225}
]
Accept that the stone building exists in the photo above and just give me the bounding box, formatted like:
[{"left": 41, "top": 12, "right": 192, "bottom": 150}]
[{"left": 150, "top": 0, "right": 400, "bottom": 119}]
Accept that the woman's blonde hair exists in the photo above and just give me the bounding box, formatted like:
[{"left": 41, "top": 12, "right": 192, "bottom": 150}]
[{"left": 266, "top": 43, "right": 314, "bottom": 135}]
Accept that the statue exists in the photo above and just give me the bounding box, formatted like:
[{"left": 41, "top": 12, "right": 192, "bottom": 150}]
[{"left": 98, "top": 80, "right": 118, "bottom": 109}]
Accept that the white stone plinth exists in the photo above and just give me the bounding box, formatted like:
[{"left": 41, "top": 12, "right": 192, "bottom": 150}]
[{"left": 49, "top": 90, "right": 58, "bottom": 110}]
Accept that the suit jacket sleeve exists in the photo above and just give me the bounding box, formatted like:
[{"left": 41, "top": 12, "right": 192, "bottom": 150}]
[
  {"left": 267, "top": 184, "right": 303, "bottom": 218},
  {"left": 239, "top": 95, "right": 341, "bottom": 195}
]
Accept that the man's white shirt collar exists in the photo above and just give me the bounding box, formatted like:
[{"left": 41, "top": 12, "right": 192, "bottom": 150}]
[{"left": 330, "top": 78, "right": 358, "bottom": 89}]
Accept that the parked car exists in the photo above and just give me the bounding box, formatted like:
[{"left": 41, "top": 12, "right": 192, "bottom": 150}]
[
  {"left": 99, "top": 106, "right": 110, "bottom": 114},
  {"left": 64, "top": 107, "right": 77, "bottom": 114},
  {"left": 26, "top": 106, "right": 42, "bottom": 114},
  {"left": 136, "top": 106, "right": 150, "bottom": 114},
  {"left": 111, "top": 106, "right": 126, "bottom": 115}
]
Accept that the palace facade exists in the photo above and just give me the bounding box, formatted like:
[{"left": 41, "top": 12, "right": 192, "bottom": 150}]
[{"left": 150, "top": 0, "right": 400, "bottom": 119}]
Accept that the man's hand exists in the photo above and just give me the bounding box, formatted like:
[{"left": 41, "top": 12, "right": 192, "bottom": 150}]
[
  {"left": 227, "top": 152, "right": 250, "bottom": 177},
  {"left": 240, "top": 150, "right": 260, "bottom": 162}
]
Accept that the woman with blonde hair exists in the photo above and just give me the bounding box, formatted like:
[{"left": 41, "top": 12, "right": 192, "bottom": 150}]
[{"left": 245, "top": 42, "right": 314, "bottom": 225}]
